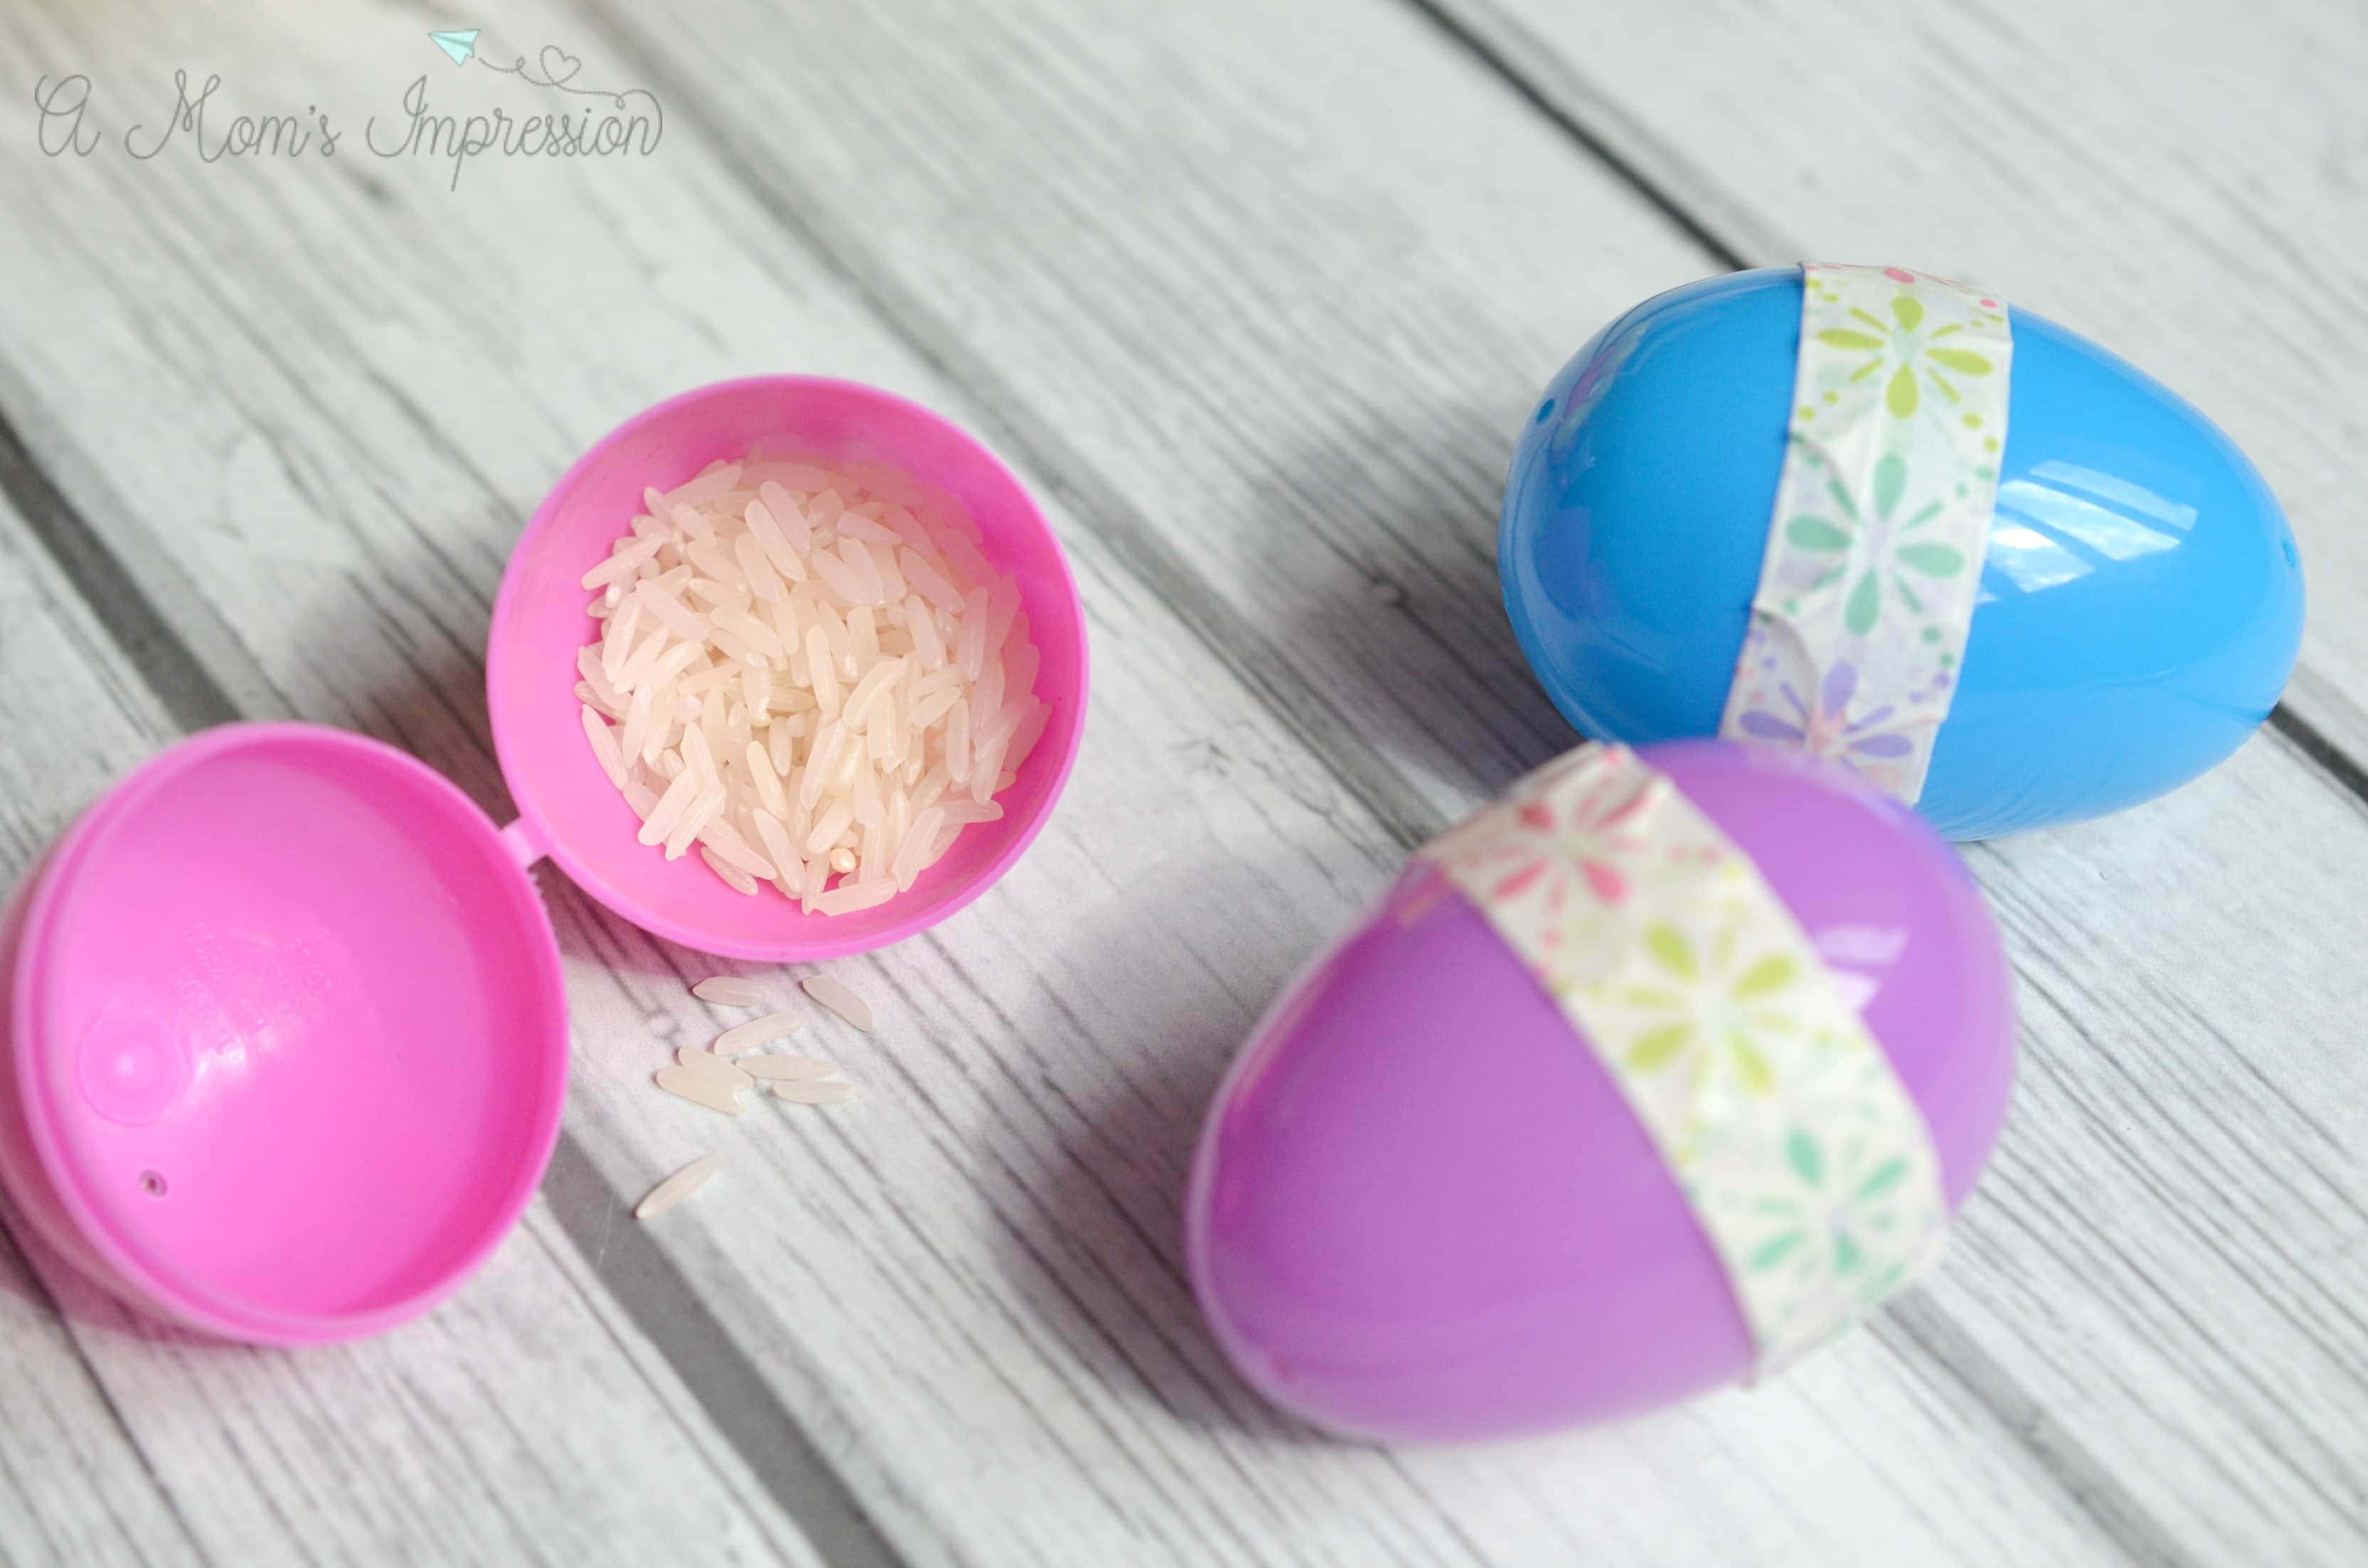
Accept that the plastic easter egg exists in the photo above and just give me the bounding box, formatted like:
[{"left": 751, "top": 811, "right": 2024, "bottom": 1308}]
[
  {"left": 0, "top": 725, "right": 569, "bottom": 1344},
  {"left": 1500, "top": 267, "right": 2305, "bottom": 840},
  {"left": 1184, "top": 739, "right": 2013, "bottom": 1442},
  {"left": 0, "top": 378, "right": 1085, "bottom": 1345}
]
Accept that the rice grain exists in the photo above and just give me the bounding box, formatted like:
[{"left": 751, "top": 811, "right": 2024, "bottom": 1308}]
[
  {"left": 702, "top": 848, "right": 760, "bottom": 894},
  {"left": 714, "top": 1013, "right": 803, "bottom": 1052},
  {"left": 653, "top": 1065, "right": 745, "bottom": 1115},
  {"left": 579, "top": 449, "right": 1043, "bottom": 915},
  {"left": 801, "top": 974, "right": 874, "bottom": 1033},
  {"left": 740, "top": 1052, "right": 836, "bottom": 1081},
  {"left": 814, "top": 880, "right": 896, "bottom": 916},
  {"left": 773, "top": 1079, "right": 858, "bottom": 1106},
  {"left": 692, "top": 976, "right": 769, "bottom": 1007},
  {"left": 582, "top": 705, "right": 628, "bottom": 789},
  {"left": 635, "top": 1156, "right": 719, "bottom": 1220},
  {"left": 676, "top": 1045, "right": 754, "bottom": 1088}
]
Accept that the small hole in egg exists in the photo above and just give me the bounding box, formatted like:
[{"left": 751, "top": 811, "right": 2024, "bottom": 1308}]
[{"left": 139, "top": 1170, "right": 167, "bottom": 1198}]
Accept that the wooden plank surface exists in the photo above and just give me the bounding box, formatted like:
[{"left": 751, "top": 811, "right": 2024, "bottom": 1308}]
[
  {"left": 0, "top": 2, "right": 2117, "bottom": 1558},
  {"left": 0, "top": 534, "right": 201, "bottom": 1564},
  {"left": 0, "top": 0, "right": 2359, "bottom": 1562},
  {"left": 0, "top": 1, "right": 2118, "bottom": 1564}
]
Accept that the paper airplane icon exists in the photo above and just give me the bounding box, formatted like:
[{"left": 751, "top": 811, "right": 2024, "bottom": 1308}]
[{"left": 428, "top": 29, "right": 480, "bottom": 66}]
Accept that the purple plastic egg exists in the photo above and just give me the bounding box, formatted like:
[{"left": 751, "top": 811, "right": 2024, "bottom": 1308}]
[{"left": 1184, "top": 738, "right": 2014, "bottom": 1442}]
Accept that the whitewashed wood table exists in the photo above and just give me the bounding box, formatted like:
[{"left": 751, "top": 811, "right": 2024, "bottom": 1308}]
[{"left": 2, "top": 1, "right": 2363, "bottom": 1563}]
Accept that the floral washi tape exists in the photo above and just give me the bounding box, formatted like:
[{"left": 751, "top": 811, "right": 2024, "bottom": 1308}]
[
  {"left": 1420, "top": 743, "right": 1948, "bottom": 1371},
  {"left": 1721, "top": 264, "right": 2013, "bottom": 802}
]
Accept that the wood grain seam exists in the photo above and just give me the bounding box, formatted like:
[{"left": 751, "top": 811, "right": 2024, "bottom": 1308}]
[
  {"left": 535, "top": 1136, "right": 913, "bottom": 1568},
  {"left": 0, "top": 1219, "right": 218, "bottom": 1567},
  {"left": 1874, "top": 1296, "right": 2204, "bottom": 1568},
  {"left": 510, "top": 1217, "right": 819, "bottom": 1567},
  {"left": 1394, "top": 0, "right": 1751, "bottom": 270},
  {"left": 2268, "top": 705, "right": 2368, "bottom": 820},
  {"left": 0, "top": 409, "right": 240, "bottom": 735}
]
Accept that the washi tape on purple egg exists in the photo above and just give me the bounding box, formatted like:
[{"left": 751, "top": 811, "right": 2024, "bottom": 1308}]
[
  {"left": 1185, "top": 739, "right": 2013, "bottom": 1442},
  {"left": 1499, "top": 263, "right": 2304, "bottom": 840}
]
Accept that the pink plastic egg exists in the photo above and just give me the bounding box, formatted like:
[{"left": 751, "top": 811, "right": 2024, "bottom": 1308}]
[
  {"left": 0, "top": 726, "right": 568, "bottom": 1343},
  {"left": 0, "top": 377, "right": 1090, "bottom": 1343},
  {"left": 491, "top": 375, "right": 1089, "bottom": 960},
  {"left": 1184, "top": 738, "right": 2014, "bottom": 1441}
]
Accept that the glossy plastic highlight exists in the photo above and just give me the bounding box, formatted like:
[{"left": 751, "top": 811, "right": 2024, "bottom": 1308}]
[{"left": 1186, "top": 740, "right": 2014, "bottom": 1441}]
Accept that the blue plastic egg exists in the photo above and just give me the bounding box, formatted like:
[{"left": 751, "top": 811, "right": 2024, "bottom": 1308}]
[{"left": 1500, "top": 267, "right": 2305, "bottom": 839}]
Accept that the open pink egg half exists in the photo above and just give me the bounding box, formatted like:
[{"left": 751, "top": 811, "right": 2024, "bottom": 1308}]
[{"left": 0, "top": 725, "right": 568, "bottom": 1343}]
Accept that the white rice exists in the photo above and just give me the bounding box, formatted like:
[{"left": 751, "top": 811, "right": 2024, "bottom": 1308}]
[
  {"left": 814, "top": 880, "right": 897, "bottom": 916},
  {"left": 639, "top": 771, "right": 700, "bottom": 848},
  {"left": 691, "top": 976, "right": 769, "bottom": 1007},
  {"left": 714, "top": 1012, "right": 802, "bottom": 1052},
  {"left": 772, "top": 1079, "right": 858, "bottom": 1106},
  {"left": 772, "top": 1089, "right": 857, "bottom": 1113},
  {"left": 701, "top": 848, "right": 760, "bottom": 895},
  {"left": 580, "top": 449, "right": 1046, "bottom": 915},
  {"left": 652, "top": 1064, "right": 745, "bottom": 1115},
  {"left": 676, "top": 1045, "right": 754, "bottom": 1088},
  {"left": 739, "top": 1052, "right": 836, "bottom": 1081},
  {"left": 634, "top": 1156, "right": 720, "bottom": 1220},
  {"left": 801, "top": 974, "right": 875, "bottom": 1033},
  {"left": 581, "top": 705, "right": 627, "bottom": 788},
  {"left": 656, "top": 976, "right": 864, "bottom": 1145}
]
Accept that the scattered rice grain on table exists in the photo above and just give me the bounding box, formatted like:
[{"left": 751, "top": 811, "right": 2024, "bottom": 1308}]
[
  {"left": 676, "top": 1045, "right": 754, "bottom": 1088},
  {"left": 579, "top": 454, "right": 1048, "bottom": 914},
  {"left": 801, "top": 974, "right": 874, "bottom": 1033},
  {"left": 635, "top": 1156, "right": 720, "bottom": 1220},
  {"left": 658, "top": 978, "right": 861, "bottom": 1116},
  {"left": 772, "top": 1079, "right": 858, "bottom": 1106},
  {"left": 714, "top": 1012, "right": 802, "bottom": 1053},
  {"left": 739, "top": 1053, "right": 837, "bottom": 1082},
  {"left": 692, "top": 975, "right": 769, "bottom": 1007},
  {"left": 653, "top": 1065, "right": 745, "bottom": 1116}
]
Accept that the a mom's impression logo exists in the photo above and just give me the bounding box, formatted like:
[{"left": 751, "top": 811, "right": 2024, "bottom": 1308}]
[{"left": 31, "top": 27, "right": 662, "bottom": 190}]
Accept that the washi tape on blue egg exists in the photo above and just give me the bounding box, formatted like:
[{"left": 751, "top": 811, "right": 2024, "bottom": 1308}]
[{"left": 1499, "top": 265, "right": 2305, "bottom": 840}]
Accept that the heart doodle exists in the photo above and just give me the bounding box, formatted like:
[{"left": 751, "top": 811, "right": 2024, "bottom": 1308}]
[{"left": 537, "top": 45, "right": 582, "bottom": 85}]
